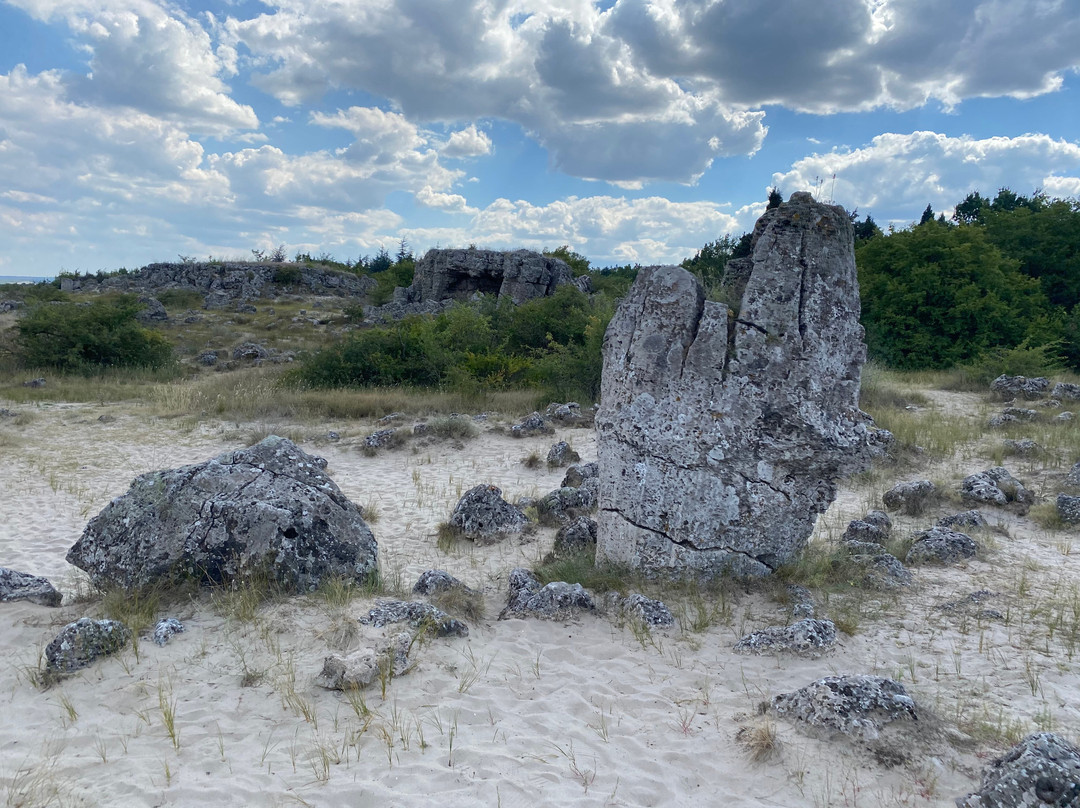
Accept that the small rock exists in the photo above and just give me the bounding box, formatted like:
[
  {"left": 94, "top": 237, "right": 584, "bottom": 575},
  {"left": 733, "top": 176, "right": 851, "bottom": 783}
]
[
  {"left": 1065, "top": 462, "right": 1080, "bottom": 488},
  {"left": 23, "top": 378, "right": 45, "bottom": 388},
  {"left": 499, "top": 568, "right": 594, "bottom": 619},
  {"left": 906, "top": 527, "right": 978, "bottom": 565},
  {"left": 961, "top": 467, "right": 1034, "bottom": 514},
  {"left": 938, "top": 510, "right": 988, "bottom": 529},
  {"left": 1057, "top": 411, "right": 1075, "bottom": 422},
  {"left": 786, "top": 584, "right": 816, "bottom": 618},
  {"left": 882, "top": 480, "right": 937, "bottom": 515},
  {"left": 842, "top": 512, "right": 891, "bottom": 546},
  {"left": 553, "top": 516, "right": 598, "bottom": 556},
  {"left": 770, "top": 675, "right": 917, "bottom": 741},
  {"left": 1002, "top": 438, "right": 1042, "bottom": 457},
  {"left": 509, "top": 412, "right": 553, "bottom": 438},
  {"left": 1057, "top": 494, "right": 1080, "bottom": 525},
  {"left": 363, "top": 428, "right": 400, "bottom": 449},
  {"left": 231, "top": 342, "right": 270, "bottom": 361},
  {"left": 378, "top": 412, "right": 405, "bottom": 425},
  {"left": 957, "top": 732, "right": 1080, "bottom": 808},
  {"left": 618, "top": 593, "right": 675, "bottom": 627},
  {"left": 45, "top": 618, "right": 131, "bottom": 673},
  {"left": 315, "top": 649, "right": 381, "bottom": 690},
  {"left": 1051, "top": 382, "right": 1080, "bottom": 401},
  {"left": 152, "top": 618, "right": 185, "bottom": 646},
  {"left": 545, "top": 402, "right": 583, "bottom": 423},
  {"left": 449, "top": 485, "right": 528, "bottom": 543},
  {"left": 196, "top": 350, "right": 218, "bottom": 366},
  {"left": 850, "top": 553, "right": 913, "bottom": 589},
  {"left": 326, "top": 431, "right": 340, "bottom": 441},
  {"left": 990, "top": 374, "right": 1051, "bottom": 400},
  {"left": 412, "top": 569, "right": 474, "bottom": 597},
  {"left": 536, "top": 479, "right": 599, "bottom": 526},
  {"left": 734, "top": 618, "right": 837, "bottom": 656},
  {"left": 561, "top": 462, "right": 599, "bottom": 488},
  {"left": 0, "top": 567, "right": 62, "bottom": 607},
  {"left": 360, "top": 600, "right": 469, "bottom": 637},
  {"left": 546, "top": 441, "right": 581, "bottom": 468}
]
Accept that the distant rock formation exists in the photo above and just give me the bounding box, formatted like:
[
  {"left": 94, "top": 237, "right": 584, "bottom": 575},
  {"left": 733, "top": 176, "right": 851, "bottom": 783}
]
[
  {"left": 367, "top": 248, "right": 583, "bottom": 320},
  {"left": 58, "top": 262, "right": 375, "bottom": 308},
  {"left": 595, "top": 192, "right": 879, "bottom": 577}
]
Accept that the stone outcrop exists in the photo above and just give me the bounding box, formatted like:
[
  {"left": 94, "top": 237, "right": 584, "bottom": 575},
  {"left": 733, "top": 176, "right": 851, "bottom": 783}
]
[
  {"left": 905, "top": 527, "right": 978, "bottom": 565},
  {"left": 499, "top": 568, "right": 595, "bottom": 619},
  {"left": 957, "top": 733, "right": 1080, "bottom": 808},
  {"left": 1058, "top": 494, "right": 1080, "bottom": 525},
  {"left": 961, "top": 467, "right": 1034, "bottom": 514},
  {"left": 0, "top": 567, "right": 62, "bottom": 606},
  {"left": 367, "top": 249, "right": 577, "bottom": 320},
  {"left": 595, "top": 193, "right": 877, "bottom": 577},
  {"left": 58, "top": 262, "right": 374, "bottom": 308},
  {"left": 882, "top": 480, "right": 937, "bottom": 515},
  {"left": 67, "top": 436, "right": 378, "bottom": 592},
  {"left": 990, "top": 375, "right": 1051, "bottom": 400},
  {"left": 359, "top": 600, "right": 469, "bottom": 637}
]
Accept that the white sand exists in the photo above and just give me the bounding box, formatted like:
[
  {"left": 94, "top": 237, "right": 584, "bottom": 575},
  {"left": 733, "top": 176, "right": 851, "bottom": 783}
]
[{"left": 1, "top": 398, "right": 1077, "bottom": 807}]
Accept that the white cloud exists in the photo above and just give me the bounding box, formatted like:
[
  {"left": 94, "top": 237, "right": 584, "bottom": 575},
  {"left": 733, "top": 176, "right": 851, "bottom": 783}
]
[
  {"left": 8, "top": 0, "right": 257, "bottom": 134},
  {"left": 416, "top": 186, "right": 477, "bottom": 214},
  {"left": 441, "top": 124, "right": 492, "bottom": 159},
  {"left": 771, "top": 131, "right": 1080, "bottom": 225}
]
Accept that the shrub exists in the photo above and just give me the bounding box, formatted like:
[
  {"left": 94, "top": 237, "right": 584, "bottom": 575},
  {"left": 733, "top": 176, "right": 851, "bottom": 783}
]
[
  {"left": 272, "top": 266, "right": 304, "bottom": 286},
  {"left": 16, "top": 294, "right": 174, "bottom": 372},
  {"left": 156, "top": 288, "right": 204, "bottom": 310}
]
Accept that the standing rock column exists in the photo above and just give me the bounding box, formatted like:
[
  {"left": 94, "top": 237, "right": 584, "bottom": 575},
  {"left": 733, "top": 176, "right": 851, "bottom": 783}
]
[{"left": 595, "top": 192, "right": 876, "bottom": 576}]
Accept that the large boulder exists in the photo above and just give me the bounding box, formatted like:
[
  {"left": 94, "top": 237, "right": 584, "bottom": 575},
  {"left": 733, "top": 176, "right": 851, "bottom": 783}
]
[
  {"left": 67, "top": 436, "right": 378, "bottom": 591},
  {"left": 990, "top": 374, "right": 1051, "bottom": 401},
  {"left": 448, "top": 485, "right": 528, "bottom": 543},
  {"left": 595, "top": 193, "right": 876, "bottom": 576},
  {"left": 961, "top": 467, "right": 1034, "bottom": 514}
]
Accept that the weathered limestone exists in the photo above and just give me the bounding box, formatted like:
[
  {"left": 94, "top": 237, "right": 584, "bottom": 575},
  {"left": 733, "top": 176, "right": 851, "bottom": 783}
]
[
  {"left": 596, "top": 193, "right": 876, "bottom": 576},
  {"left": 45, "top": 618, "right": 131, "bottom": 673},
  {"left": 957, "top": 732, "right": 1080, "bottom": 808},
  {"left": 770, "top": 674, "right": 918, "bottom": 742},
  {"left": 412, "top": 249, "right": 574, "bottom": 305},
  {"left": 0, "top": 567, "right": 62, "bottom": 606},
  {"left": 66, "top": 436, "right": 378, "bottom": 592}
]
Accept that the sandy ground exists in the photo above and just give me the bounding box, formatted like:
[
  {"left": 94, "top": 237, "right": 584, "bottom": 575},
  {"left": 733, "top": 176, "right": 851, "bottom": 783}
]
[{"left": 1, "top": 395, "right": 1078, "bottom": 807}]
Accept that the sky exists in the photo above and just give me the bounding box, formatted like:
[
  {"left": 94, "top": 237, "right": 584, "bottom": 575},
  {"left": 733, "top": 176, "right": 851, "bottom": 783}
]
[{"left": 1, "top": 0, "right": 1078, "bottom": 277}]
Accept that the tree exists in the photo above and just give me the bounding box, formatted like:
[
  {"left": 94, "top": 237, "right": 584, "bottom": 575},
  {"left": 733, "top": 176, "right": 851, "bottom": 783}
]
[
  {"left": 918, "top": 204, "right": 935, "bottom": 225},
  {"left": 369, "top": 247, "right": 393, "bottom": 273},
  {"left": 952, "top": 191, "right": 989, "bottom": 224},
  {"left": 856, "top": 221, "right": 1054, "bottom": 369},
  {"left": 396, "top": 237, "right": 413, "bottom": 264},
  {"left": 544, "top": 246, "right": 591, "bottom": 276},
  {"left": 849, "top": 211, "right": 882, "bottom": 242},
  {"left": 767, "top": 186, "right": 783, "bottom": 209}
]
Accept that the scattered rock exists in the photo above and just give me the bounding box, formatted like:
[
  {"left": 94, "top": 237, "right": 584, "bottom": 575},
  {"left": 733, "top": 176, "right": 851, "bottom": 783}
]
[
  {"left": 0, "top": 567, "right": 62, "bottom": 606},
  {"left": 990, "top": 375, "right": 1051, "bottom": 400},
  {"left": 316, "top": 649, "right": 383, "bottom": 690},
  {"left": 136, "top": 295, "right": 168, "bottom": 322},
  {"left": 552, "top": 516, "right": 598, "bottom": 556},
  {"left": 961, "top": 467, "right": 1034, "bottom": 514},
  {"left": 67, "top": 436, "right": 378, "bottom": 592},
  {"left": 769, "top": 675, "right": 917, "bottom": 742},
  {"left": 535, "top": 480, "right": 599, "bottom": 526},
  {"left": 786, "top": 584, "right": 816, "bottom": 618},
  {"left": 612, "top": 593, "right": 675, "bottom": 627},
  {"left": 957, "top": 732, "right": 1080, "bottom": 808},
  {"left": 546, "top": 441, "right": 581, "bottom": 468},
  {"left": 882, "top": 480, "right": 937, "bottom": 515},
  {"left": 1002, "top": 438, "right": 1043, "bottom": 457},
  {"left": 231, "top": 341, "right": 270, "bottom": 361},
  {"left": 412, "top": 569, "right": 473, "bottom": 597},
  {"left": 939, "top": 590, "right": 1004, "bottom": 621},
  {"left": 545, "top": 402, "right": 583, "bottom": 423},
  {"left": 989, "top": 407, "right": 1039, "bottom": 428},
  {"left": 1065, "top": 462, "right": 1080, "bottom": 488},
  {"left": 448, "top": 485, "right": 528, "bottom": 543},
  {"left": 23, "top": 378, "right": 45, "bottom": 388},
  {"left": 0, "top": 408, "right": 16, "bottom": 417},
  {"left": 561, "top": 462, "right": 598, "bottom": 488},
  {"left": 1052, "top": 382, "right": 1080, "bottom": 401},
  {"left": 359, "top": 600, "right": 469, "bottom": 637},
  {"left": 850, "top": 553, "right": 913, "bottom": 589},
  {"left": 842, "top": 511, "right": 892, "bottom": 546},
  {"left": 596, "top": 193, "right": 877, "bottom": 577},
  {"left": 152, "top": 618, "right": 185, "bottom": 646},
  {"left": 1057, "top": 494, "right": 1080, "bottom": 525},
  {"left": 938, "top": 510, "right": 988, "bottom": 529},
  {"left": 378, "top": 412, "right": 405, "bottom": 425},
  {"left": 45, "top": 618, "right": 131, "bottom": 673},
  {"left": 510, "top": 412, "right": 554, "bottom": 438},
  {"left": 1057, "top": 412, "right": 1074, "bottom": 423},
  {"left": 499, "top": 568, "right": 594, "bottom": 619},
  {"left": 734, "top": 618, "right": 837, "bottom": 656},
  {"left": 905, "top": 527, "right": 978, "bottom": 565},
  {"left": 363, "top": 428, "right": 401, "bottom": 449},
  {"left": 196, "top": 350, "right": 218, "bottom": 366}
]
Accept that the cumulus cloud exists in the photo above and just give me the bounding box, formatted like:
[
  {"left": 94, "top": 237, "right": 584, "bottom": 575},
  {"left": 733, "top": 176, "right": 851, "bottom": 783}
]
[
  {"left": 441, "top": 124, "right": 492, "bottom": 159},
  {"left": 771, "top": 131, "right": 1080, "bottom": 225},
  {"left": 8, "top": 0, "right": 257, "bottom": 133},
  {"left": 416, "top": 186, "right": 477, "bottom": 214}
]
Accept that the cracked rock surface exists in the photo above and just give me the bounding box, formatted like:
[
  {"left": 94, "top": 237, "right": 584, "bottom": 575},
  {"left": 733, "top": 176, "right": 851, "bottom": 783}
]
[
  {"left": 957, "top": 732, "right": 1080, "bottom": 808},
  {"left": 596, "top": 192, "right": 876, "bottom": 576},
  {"left": 66, "top": 436, "right": 377, "bottom": 591}
]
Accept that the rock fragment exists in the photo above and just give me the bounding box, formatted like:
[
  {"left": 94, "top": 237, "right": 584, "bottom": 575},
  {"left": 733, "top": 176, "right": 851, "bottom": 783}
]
[
  {"left": 905, "top": 527, "right": 978, "bottom": 565},
  {"left": 499, "top": 568, "right": 594, "bottom": 619},
  {"left": 957, "top": 732, "right": 1080, "bottom": 808},
  {"left": 0, "top": 567, "right": 62, "bottom": 606},
  {"left": 882, "top": 480, "right": 937, "bottom": 515},
  {"left": 770, "top": 674, "right": 917, "bottom": 741},
  {"left": 448, "top": 485, "right": 527, "bottom": 543},
  {"left": 152, "top": 618, "right": 185, "bottom": 646},
  {"left": 961, "top": 467, "right": 1034, "bottom": 514},
  {"left": 734, "top": 618, "right": 837, "bottom": 656},
  {"left": 46, "top": 618, "right": 131, "bottom": 673}
]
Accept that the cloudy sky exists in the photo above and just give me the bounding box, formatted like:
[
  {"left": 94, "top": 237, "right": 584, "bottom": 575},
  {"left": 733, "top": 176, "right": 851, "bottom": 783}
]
[{"left": 1, "top": 0, "right": 1078, "bottom": 276}]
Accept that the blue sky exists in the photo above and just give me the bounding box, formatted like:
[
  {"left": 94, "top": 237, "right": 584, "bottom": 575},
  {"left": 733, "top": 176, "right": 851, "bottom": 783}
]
[{"left": 1, "top": 0, "right": 1078, "bottom": 277}]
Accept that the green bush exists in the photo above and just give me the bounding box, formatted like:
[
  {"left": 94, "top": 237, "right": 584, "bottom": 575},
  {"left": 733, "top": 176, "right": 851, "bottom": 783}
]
[
  {"left": 272, "top": 266, "right": 304, "bottom": 285},
  {"left": 16, "top": 294, "right": 174, "bottom": 372},
  {"left": 367, "top": 260, "right": 415, "bottom": 306},
  {"left": 156, "top": 288, "right": 204, "bottom": 310}
]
